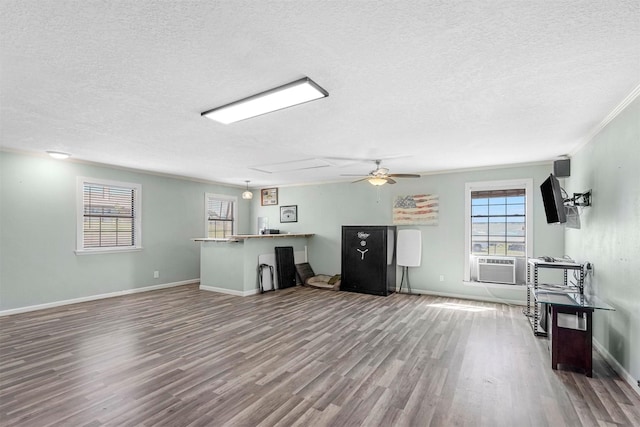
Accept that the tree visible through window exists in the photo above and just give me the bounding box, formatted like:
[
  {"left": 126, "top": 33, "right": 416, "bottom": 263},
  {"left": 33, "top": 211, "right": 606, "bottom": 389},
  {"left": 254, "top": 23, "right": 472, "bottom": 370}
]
[{"left": 471, "top": 189, "right": 526, "bottom": 257}]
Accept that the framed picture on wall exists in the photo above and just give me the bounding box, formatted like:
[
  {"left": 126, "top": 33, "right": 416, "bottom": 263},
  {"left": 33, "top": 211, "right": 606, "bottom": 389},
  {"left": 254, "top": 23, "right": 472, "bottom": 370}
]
[
  {"left": 261, "top": 188, "right": 278, "bottom": 206},
  {"left": 280, "top": 205, "right": 297, "bottom": 223}
]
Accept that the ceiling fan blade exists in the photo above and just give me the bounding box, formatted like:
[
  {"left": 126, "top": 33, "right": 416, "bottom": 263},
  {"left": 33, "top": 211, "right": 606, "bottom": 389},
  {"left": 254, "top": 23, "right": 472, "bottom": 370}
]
[
  {"left": 342, "top": 158, "right": 419, "bottom": 184},
  {"left": 351, "top": 177, "right": 371, "bottom": 183},
  {"left": 341, "top": 174, "right": 371, "bottom": 177},
  {"left": 388, "top": 174, "right": 421, "bottom": 178}
]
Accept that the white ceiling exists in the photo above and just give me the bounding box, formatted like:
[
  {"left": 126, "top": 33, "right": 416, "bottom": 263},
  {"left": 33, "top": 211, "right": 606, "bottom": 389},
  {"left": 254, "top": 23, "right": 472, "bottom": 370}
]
[{"left": 1, "top": 1, "right": 638, "bottom": 188}]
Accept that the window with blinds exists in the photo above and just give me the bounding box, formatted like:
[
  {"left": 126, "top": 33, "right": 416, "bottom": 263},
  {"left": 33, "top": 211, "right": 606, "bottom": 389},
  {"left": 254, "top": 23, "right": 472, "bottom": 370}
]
[
  {"left": 77, "top": 177, "right": 142, "bottom": 253},
  {"left": 464, "top": 179, "right": 532, "bottom": 284},
  {"left": 471, "top": 188, "right": 526, "bottom": 256},
  {"left": 205, "top": 193, "right": 237, "bottom": 238}
]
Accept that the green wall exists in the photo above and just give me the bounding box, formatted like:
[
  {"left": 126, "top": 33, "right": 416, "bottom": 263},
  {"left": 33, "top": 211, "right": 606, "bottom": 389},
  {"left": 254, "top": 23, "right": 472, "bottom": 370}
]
[
  {"left": 0, "top": 151, "right": 566, "bottom": 311},
  {"left": 564, "top": 97, "right": 639, "bottom": 387},
  {"left": 252, "top": 163, "right": 564, "bottom": 304},
  {"left": 0, "top": 151, "right": 249, "bottom": 311}
]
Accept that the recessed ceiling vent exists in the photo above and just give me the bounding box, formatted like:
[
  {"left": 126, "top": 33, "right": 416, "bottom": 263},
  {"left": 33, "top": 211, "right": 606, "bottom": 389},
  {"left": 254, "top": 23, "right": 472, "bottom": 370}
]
[{"left": 249, "top": 158, "right": 332, "bottom": 174}]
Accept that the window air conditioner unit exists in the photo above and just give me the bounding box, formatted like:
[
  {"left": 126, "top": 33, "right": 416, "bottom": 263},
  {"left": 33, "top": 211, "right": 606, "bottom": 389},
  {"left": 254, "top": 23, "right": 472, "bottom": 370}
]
[{"left": 477, "top": 256, "right": 516, "bottom": 284}]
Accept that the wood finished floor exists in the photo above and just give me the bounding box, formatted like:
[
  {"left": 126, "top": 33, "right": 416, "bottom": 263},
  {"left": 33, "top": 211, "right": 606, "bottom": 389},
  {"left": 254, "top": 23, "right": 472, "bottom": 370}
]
[{"left": 1, "top": 284, "right": 638, "bottom": 427}]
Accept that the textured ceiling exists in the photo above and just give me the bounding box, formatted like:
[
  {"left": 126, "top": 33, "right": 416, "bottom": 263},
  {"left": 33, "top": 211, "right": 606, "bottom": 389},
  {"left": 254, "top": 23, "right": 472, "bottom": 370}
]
[{"left": 1, "top": 1, "right": 638, "bottom": 188}]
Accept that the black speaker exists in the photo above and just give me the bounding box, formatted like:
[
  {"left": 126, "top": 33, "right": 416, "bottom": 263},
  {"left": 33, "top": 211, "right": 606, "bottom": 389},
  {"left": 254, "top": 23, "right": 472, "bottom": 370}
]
[{"left": 553, "top": 159, "right": 570, "bottom": 178}]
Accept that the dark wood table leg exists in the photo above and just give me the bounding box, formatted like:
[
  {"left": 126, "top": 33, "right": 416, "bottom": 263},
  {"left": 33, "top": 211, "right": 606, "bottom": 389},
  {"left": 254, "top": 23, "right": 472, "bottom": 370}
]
[
  {"left": 551, "top": 307, "right": 558, "bottom": 370},
  {"left": 585, "top": 310, "right": 593, "bottom": 377}
]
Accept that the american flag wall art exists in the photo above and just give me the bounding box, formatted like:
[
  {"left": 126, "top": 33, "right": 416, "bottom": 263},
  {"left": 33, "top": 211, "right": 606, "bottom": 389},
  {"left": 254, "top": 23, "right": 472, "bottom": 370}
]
[{"left": 393, "top": 194, "right": 439, "bottom": 225}]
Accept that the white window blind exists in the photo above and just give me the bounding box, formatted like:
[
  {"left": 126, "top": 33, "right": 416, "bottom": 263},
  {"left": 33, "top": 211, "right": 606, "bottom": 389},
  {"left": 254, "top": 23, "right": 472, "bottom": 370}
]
[
  {"left": 205, "top": 193, "right": 237, "bottom": 238},
  {"left": 83, "top": 183, "right": 135, "bottom": 247},
  {"left": 77, "top": 177, "right": 142, "bottom": 253},
  {"left": 207, "top": 198, "right": 233, "bottom": 221}
]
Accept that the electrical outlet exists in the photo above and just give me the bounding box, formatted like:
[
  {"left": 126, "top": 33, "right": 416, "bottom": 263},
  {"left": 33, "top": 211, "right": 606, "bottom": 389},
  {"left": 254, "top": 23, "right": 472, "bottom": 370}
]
[
  {"left": 439, "top": 275, "right": 445, "bottom": 282},
  {"left": 585, "top": 262, "right": 593, "bottom": 274},
  {"left": 153, "top": 271, "right": 159, "bottom": 279}
]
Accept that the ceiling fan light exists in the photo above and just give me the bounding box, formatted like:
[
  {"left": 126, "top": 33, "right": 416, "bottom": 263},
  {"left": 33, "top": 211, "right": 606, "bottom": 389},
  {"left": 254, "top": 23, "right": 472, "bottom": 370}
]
[
  {"left": 368, "top": 177, "right": 387, "bottom": 186},
  {"left": 202, "top": 77, "right": 328, "bottom": 124}
]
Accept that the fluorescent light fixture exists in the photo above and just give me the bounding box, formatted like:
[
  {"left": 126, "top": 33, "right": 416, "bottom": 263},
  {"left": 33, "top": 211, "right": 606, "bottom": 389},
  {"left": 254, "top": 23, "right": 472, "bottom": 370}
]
[
  {"left": 242, "top": 180, "right": 253, "bottom": 200},
  {"left": 201, "top": 77, "right": 328, "bottom": 124},
  {"left": 46, "top": 151, "right": 71, "bottom": 159},
  {"left": 368, "top": 177, "right": 387, "bottom": 186}
]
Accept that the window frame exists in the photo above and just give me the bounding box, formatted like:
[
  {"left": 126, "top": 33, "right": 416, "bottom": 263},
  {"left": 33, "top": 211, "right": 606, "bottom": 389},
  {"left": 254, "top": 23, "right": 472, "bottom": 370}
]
[
  {"left": 76, "top": 177, "right": 143, "bottom": 255},
  {"left": 464, "top": 179, "right": 533, "bottom": 283},
  {"left": 204, "top": 193, "right": 238, "bottom": 238}
]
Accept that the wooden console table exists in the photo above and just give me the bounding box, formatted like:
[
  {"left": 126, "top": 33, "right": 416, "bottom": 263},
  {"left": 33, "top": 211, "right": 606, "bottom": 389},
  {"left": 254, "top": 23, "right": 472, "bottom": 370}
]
[{"left": 534, "top": 291, "right": 614, "bottom": 377}]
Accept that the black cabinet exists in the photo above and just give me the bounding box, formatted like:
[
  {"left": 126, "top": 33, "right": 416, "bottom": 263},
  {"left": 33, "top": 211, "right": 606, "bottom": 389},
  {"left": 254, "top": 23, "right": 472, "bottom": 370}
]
[{"left": 341, "top": 225, "right": 396, "bottom": 296}]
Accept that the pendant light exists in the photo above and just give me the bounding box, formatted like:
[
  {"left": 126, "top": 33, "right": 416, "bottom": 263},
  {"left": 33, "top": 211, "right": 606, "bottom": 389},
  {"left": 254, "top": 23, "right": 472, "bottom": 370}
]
[{"left": 242, "top": 180, "right": 253, "bottom": 200}]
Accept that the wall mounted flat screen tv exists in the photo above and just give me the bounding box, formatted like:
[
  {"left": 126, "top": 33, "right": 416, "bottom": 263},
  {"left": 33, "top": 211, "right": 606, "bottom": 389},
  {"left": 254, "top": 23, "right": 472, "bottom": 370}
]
[{"left": 540, "top": 173, "right": 566, "bottom": 224}]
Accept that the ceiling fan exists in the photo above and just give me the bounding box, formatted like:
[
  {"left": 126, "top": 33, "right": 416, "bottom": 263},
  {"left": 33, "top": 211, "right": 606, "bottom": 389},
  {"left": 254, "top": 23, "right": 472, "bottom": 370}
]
[{"left": 342, "top": 160, "right": 420, "bottom": 186}]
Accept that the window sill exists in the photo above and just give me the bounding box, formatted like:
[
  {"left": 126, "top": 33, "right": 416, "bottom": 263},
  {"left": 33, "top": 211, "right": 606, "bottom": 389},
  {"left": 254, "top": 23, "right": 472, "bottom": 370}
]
[
  {"left": 463, "top": 281, "right": 525, "bottom": 290},
  {"left": 75, "top": 246, "right": 143, "bottom": 255}
]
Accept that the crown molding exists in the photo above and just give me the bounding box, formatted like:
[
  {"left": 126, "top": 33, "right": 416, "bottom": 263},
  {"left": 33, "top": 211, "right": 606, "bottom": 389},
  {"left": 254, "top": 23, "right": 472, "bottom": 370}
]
[
  {"left": 0, "top": 148, "right": 245, "bottom": 189},
  {"left": 571, "top": 83, "right": 640, "bottom": 156}
]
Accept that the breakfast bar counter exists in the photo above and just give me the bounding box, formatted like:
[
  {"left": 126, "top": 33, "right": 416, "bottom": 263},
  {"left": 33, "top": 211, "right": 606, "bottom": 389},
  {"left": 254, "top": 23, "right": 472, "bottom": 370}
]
[{"left": 192, "top": 234, "right": 314, "bottom": 296}]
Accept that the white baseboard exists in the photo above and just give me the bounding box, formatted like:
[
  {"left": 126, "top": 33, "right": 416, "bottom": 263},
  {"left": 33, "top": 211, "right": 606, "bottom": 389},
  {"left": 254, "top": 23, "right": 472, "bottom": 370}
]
[
  {"left": 396, "top": 287, "right": 525, "bottom": 306},
  {"left": 593, "top": 338, "right": 640, "bottom": 397},
  {"left": 0, "top": 279, "right": 199, "bottom": 317},
  {"left": 199, "top": 285, "right": 259, "bottom": 297}
]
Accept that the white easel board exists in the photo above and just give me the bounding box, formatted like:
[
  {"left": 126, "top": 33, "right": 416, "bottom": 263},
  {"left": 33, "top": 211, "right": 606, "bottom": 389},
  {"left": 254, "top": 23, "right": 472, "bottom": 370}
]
[{"left": 397, "top": 229, "right": 422, "bottom": 267}]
